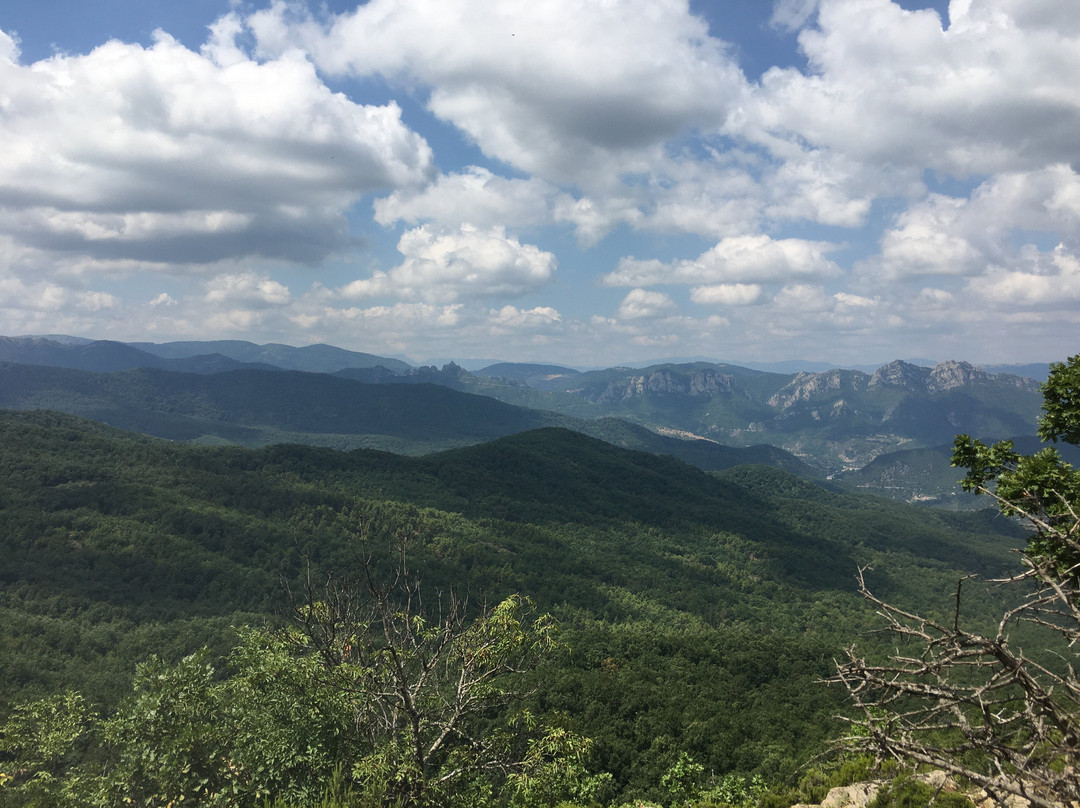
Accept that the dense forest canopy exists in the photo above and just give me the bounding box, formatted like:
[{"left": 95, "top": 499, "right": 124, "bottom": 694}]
[{"left": 0, "top": 408, "right": 1027, "bottom": 805}]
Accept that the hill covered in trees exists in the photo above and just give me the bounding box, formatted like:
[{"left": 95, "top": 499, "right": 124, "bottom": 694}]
[
  {"left": 0, "top": 361, "right": 812, "bottom": 474},
  {"left": 0, "top": 410, "right": 1024, "bottom": 805}
]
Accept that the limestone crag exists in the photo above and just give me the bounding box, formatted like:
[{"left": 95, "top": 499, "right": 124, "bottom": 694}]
[
  {"left": 869, "top": 360, "right": 932, "bottom": 391},
  {"left": 792, "top": 771, "right": 1049, "bottom": 808},
  {"left": 592, "top": 369, "right": 737, "bottom": 403},
  {"left": 580, "top": 359, "right": 1038, "bottom": 416},
  {"left": 767, "top": 370, "right": 869, "bottom": 409}
]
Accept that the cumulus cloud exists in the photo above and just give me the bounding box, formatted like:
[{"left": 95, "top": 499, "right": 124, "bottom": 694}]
[
  {"left": 490, "top": 305, "right": 562, "bottom": 329},
  {"left": 76, "top": 291, "right": 120, "bottom": 311},
  {"left": 864, "top": 165, "right": 1080, "bottom": 281},
  {"left": 736, "top": 0, "right": 1080, "bottom": 177},
  {"left": 0, "top": 26, "right": 432, "bottom": 274},
  {"left": 604, "top": 235, "right": 842, "bottom": 287},
  {"left": 690, "top": 283, "right": 763, "bottom": 306},
  {"left": 245, "top": 0, "right": 747, "bottom": 183},
  {"left": 374, "top": 167, "right": 556, "bottom": 231},
  {"left": 875, "top": 195, "right": 984, "bottom": 278},
  {"left": 205, "top": 272, "right": 292, "bottom": 306},
  {"left": 617, "top": 289, "right": 678, "bottom": 320},
  {"left": 0, "top": 28, "right": 19, "bottom": 62},
  {"left": 340, "top": 224, "right": 556, "bottom": 303},
  {"left": 967, "top": 246, "right": 1080, "bottom": 306}
]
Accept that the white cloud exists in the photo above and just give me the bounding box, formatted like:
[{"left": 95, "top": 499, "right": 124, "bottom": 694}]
[
  {"left": 864, "top": 165, "right": 1080, "bottom": 281},
  {"left": 205, "top": 272, "right": 292, "bottom": 306},
  {"left": 322, "top": 301, "right": 465, "bottom": 329},
  {"left": 491, "top": 305, "right": 562, "bottom": 329},
  {"left": 617, "top": 289, "right": 677, "bottom": 320},
  {"left": 0, "top": 28, "right": 19, "bottom": 62},
  {"left": 736, "top": 0, "right": 1080, "bottom": 178},
  {"left": 875, "top": 194, "right": 983, "bottom": 278},
  {"left": 967, "top": 246, "right": 1080, "bottom": 306},
  {"left": 374, "top": 167, "right": 556, "bottom": 231},
  {"left": 77, "top": 291, "right": 119, "bottom": 311},
  {"left": 341, "top": 224, "right": 556, "bottom": 303},
  {"left": 552, "top": 194, "right": 645, "bottom": 247},
  {"left": 604, "top": 235, "right": 842, "bottom": 287},
  {"left": 246, "top": 0, "right": 747, "bottom": 183},
  {"left": 0, "top": 278, "right": 67, "bottom": 312},
  {"left": 0, "top": 27, "right": 432, "bottom": 274},
  {"left": 833, "top": 292, "right": 876, "bottom": 308},
  {"left": 772, "top": 283, "right": 832, "bottom": 313},
  {"left": 691, "top": 283, "right": 763, "bottom": 306},
  {"left": 762, "top": 151, "right": 889, "bottom": 228},
  {"left": 915, "top": 287, "right": 954, "bottom": 308}
]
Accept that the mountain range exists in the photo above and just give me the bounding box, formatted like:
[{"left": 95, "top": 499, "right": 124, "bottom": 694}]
[{"left": 0, "top": 335, "right": 1053, "bottom": 498}]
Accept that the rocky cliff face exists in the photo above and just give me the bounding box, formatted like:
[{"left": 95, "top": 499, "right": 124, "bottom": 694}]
[
  {"left": 581, "top": 359, "right": 1038, "bottom": 409},
  {"left": 869, "top": 359, "right": 1039, "bottom": 393},
  {"left": 767, "top": 369, "right": 869, "bottom": 409},
  {"left": 591, "top": 369, "right": 737, "bottom": 403},
  {"left": 868, "top": 360, "right": 932, "bottom": 391}
]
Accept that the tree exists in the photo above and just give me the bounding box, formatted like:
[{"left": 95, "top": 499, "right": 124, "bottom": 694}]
[
  {"left": 833, "top": 356, "right": 1080, "bottom": 808},
  {"left": 285, "top": 523, "right": 603, "bottom": 807},
  {"left": 0, "top": 517, "right": 600, "bottom": 808}
]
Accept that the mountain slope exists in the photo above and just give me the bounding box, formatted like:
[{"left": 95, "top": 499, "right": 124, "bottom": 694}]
[
  {"left": 0, "top": 411, "right": 1024, "bottom": 797},
  {"left": 0, "top": 362, "right": 813, "bottom": 473},
  {"left": 0, "top": 337, "right": 1048, "bottom": 480},
  {"left": 836, "top": 435, "right": 1080, "bottom": 507},
  {"left": 129, "top": 338, "right": 413, "bottom": 373},
  {"left": 0, "top": 363, "right": 569, "bottom": 448},
  {"left": 0, "top": 336, "right": 274, "bottom": 374},
  {"left": 487, "top": 359, "right": 1043, "bottom": 473}
]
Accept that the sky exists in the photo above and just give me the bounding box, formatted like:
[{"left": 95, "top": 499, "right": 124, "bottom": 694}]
[{"left": 0, "top": 0, "right": 1078, "bottom": 367}]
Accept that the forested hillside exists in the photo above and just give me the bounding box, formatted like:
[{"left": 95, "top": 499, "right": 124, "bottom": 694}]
[
  {"left": 0, "top": 361, "right": 812, "bottom": 473},
  {"left": 0, "top": 410, "right": 1024, "bottom": 805}
]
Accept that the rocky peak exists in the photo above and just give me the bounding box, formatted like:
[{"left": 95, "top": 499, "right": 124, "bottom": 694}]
[
  {"left": 868, "top": 360, "right": 932, "bottom": 392},
  {"left": 927, "top": 360, "right": 985, "bottom": 392},
  {"left": 767, "top": 369, "right": 869, "bottom": 409},
  {"left": 592, "top": 368, "right": 737, "bottom": 403},
  {"left": 868, "top": 359, "right": 1039, "bottom": 395}
]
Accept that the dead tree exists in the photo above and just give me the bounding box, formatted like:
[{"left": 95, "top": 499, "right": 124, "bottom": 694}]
[
  {"left": 284, "top": 519, "right": 558, "bottom": 806},
  {"left": 834, "top": 356, "right": 1080, "bottom": 808}
]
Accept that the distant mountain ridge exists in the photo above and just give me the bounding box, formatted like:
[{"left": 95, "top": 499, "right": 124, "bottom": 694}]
[
  {"left": 0, "top": 335, "right": 1050, "bottom": 479},
  {"left": 0, "top": 336, "right": 413, "bottom": 375},
  {"left": 130, "top": 339, "right": 414, "bottom": 373},
  {"left": 0, "top": 361, "right": 812, "bottom": 475},
  {"left": 491, "top": 359, "right": 1044, "bottom": 473},
  {"left": 0, "top": 336, "right": 279, "bottom": 374}
]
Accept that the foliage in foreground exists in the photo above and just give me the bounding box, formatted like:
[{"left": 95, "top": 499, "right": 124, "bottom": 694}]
[
  {"left": 0, "top": 588, "right": 605, "bottom": 808},
  {"left": 835, "top": 355, "right": 1080, "bottom": 808}
]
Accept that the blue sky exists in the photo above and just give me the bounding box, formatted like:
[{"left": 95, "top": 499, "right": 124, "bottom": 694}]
[{"left": 0, "top": 0, "right": 1076, "bottom": 366}]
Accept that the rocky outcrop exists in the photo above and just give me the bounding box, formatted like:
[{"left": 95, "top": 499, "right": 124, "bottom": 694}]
[
  {"left": 591, "top": 369, "right": 737, "bottom": 403},
  {"left": 791, "top": 771, "right": 1058, "bottom": 808},
  {"left": 793, "top": 772, "right": 962, "bottom": 808},
  {"left": 795, "top": 781, "right": 883, "bottom": 808},
  {"left": 870, "top": 360, "right": 1040, "bottom": 394},
  {"left": 927, "top": 360, "right": 987, "bottom": 391},
  {"left": 869, "top": 360, "right": 932, "bottom": 391},
  {"left": 767, "top": 370, "right": 869, "bottom": 409}
]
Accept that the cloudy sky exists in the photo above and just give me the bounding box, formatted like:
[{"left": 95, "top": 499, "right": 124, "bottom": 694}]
[{"left": 1, "top": 0, "right": 1078, "bottom": 366}]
